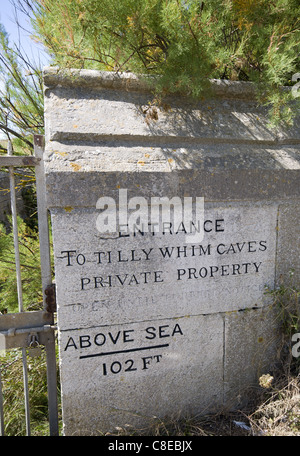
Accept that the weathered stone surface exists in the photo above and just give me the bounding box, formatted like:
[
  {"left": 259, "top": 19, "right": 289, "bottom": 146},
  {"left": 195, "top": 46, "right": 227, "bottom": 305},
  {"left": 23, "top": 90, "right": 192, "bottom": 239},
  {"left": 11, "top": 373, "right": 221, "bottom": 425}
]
[
  {"left": 59, "top": 313, "right": 224, "bottom": 435},
  {"left": 51, "top": 203, "right": 277, "bottom": 330},
  {"left": 43, "top": 68, "right": 300, "bottom": 436},
  {"left": 276, "top": 203, "right": 300, "bottom": 282},
  {"left": 45, "top": 168, "right": 300, "bottom": 208},
  {"left": 223, "top": 305, "right": 280, "bottom": 410}
]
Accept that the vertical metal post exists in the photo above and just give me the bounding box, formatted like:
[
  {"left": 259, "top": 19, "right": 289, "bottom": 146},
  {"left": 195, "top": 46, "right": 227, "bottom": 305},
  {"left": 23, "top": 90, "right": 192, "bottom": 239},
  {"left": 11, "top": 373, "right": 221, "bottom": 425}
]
[
  {"left": 0, "top": 366, "right": 4, "bottom": 436},
  {"left": 7, "top": 141, "right": 24, "bottom": 313},
  {"left": 34, "top": 135, "right": 59, "bottom": 436},
  {"left": 34, "top": 136, "right": 52, "bottom": 304},
  {"left": 7, "top": 141, "right": 31, "bottom": 436}
]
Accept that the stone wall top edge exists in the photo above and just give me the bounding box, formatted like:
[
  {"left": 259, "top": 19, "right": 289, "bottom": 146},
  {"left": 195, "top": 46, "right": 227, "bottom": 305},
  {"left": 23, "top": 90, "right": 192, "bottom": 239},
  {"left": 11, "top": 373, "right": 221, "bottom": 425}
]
[{"left": 43, "top": 66, "right": 265, "bottom": 100}]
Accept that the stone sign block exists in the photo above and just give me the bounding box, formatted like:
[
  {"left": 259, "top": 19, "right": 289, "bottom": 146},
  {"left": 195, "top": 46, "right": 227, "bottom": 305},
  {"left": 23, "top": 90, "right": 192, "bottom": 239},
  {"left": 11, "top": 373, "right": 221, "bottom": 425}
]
[
  {"left": 59, "top": 314, "right": 224, "bottom": 433},
  {"left": 43, "top": 68, "right": 300, "bottom": 435},
  {"left": 51, "top": 203, "right": 277, "bottom": 330}
]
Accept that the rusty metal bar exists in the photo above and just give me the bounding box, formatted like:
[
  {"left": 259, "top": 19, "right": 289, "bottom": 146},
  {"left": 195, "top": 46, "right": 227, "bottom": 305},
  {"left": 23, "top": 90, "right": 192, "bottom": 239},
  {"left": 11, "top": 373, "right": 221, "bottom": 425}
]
[{"left": 0, "top": 324, "right": 57, "bottom": 338}]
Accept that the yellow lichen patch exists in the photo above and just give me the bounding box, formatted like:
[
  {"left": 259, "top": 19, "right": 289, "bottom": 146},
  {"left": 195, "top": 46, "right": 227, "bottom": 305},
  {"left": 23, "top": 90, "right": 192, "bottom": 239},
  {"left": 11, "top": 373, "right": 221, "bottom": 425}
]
[
  {"left": 144, "top": 153, "right": 150, "bottom": 158},
  {"left": 64, "top": 206, "right": 74, "bottom": 213},
  {"left": 70, "top": 163, "right": 82, "bottom": 171},
  {"left": 55, "top": 150, "right": 68, "bottom": 157},
  {"left": 137, "top": 160, "right": 145, "bottom": 166},
  {"left": 73, "top": 124, "right": 78, "bottom": 129},
  {"left": 168, "top": 158, "right": 174, "bottom": 163}
]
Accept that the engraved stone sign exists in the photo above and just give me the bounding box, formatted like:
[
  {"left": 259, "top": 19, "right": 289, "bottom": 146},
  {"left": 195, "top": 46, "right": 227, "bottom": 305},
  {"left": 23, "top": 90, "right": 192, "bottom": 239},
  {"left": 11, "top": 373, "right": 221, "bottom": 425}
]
[
  {"left": 43, "top": 69, "right": 300, "bottom": 435},
  {"left": 52, "top": 203, "right": 277, "bottom": 329}
]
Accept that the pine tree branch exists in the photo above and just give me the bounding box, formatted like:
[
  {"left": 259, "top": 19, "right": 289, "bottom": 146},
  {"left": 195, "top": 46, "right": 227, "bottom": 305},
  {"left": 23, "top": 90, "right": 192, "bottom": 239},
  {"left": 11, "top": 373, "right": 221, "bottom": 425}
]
[{"left": 0, "top": 123, "right": 33, "bottom": 148}]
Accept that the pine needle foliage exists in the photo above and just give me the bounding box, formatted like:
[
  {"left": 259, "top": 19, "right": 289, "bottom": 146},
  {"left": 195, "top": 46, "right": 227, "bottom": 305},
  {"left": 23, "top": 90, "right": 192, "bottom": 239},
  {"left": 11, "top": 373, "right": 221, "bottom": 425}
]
[
  {"left": 0, "top": 216, "right": 51, "bottom": 313},
  {"left": 0, "top": 24, "right": 44, "bottom": 151},
  {"left": 27, "top": 0, "right": 300, "bottom": 124}
]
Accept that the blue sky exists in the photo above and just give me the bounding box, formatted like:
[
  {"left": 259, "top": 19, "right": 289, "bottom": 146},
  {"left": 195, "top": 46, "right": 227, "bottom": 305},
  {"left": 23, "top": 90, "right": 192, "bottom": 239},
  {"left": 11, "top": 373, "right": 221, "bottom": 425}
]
[{"left": 0, "top": 0, "right": 50, "bottom": 67}]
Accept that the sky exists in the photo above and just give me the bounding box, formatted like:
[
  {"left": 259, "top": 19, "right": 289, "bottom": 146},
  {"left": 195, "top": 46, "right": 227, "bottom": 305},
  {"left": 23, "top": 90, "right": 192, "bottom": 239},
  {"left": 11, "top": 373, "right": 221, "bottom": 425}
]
[{"left": 0, "top": 0, "right": 50, "bottom": 67}]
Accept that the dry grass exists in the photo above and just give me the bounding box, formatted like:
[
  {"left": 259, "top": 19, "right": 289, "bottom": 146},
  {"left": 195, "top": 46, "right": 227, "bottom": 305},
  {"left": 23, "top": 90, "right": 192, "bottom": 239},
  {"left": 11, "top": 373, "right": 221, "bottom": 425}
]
[
  {"left": 248, "top": 371, "right": 300, "bottom": 436},
  {"left": 107, "top": 356, "right": 300, "bottom": 437}
]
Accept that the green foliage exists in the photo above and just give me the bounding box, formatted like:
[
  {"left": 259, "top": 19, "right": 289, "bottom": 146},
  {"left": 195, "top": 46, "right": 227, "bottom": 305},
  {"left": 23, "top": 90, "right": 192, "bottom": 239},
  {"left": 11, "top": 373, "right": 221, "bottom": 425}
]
[
  {"left": 0, "top": 22, "right": 44, "bottom": 151},
  {"left": 27, "top": 0, "right": 300, "bottom": 124},
  {"left": 0, "top": 216, "right": 50, "bottom": 313},
  {"left": 265, "top": 270, "right": 300, "bottom": 335},
  {"left": 21, "top": 184, "right": 39, "bottom": 231},
  {"left": 0, "top": 348, "right": 61, "bottom": 436},
  {"left": 265, "top": 270, "right": 300, "bottom": 371}
]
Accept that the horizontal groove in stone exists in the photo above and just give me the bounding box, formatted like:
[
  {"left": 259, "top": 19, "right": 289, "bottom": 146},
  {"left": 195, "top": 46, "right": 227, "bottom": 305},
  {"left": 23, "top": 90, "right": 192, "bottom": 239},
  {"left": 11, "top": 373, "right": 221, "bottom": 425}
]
[{"left": 49, "top": 132, "right": 300, "bottom": 147}]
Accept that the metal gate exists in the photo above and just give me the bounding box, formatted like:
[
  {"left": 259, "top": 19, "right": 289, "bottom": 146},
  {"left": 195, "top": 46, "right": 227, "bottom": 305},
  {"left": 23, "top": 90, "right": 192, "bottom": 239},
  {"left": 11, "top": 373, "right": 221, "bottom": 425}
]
[{"left": 0, "top": 135, "right": 59, "bottom": 436}]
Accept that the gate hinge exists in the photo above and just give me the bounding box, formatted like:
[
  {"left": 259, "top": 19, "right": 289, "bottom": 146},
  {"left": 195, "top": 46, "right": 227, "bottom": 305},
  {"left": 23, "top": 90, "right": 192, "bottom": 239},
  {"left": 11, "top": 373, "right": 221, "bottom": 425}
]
[{"left": 45, "top": 284, "right": 56, "bottom": 313}]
